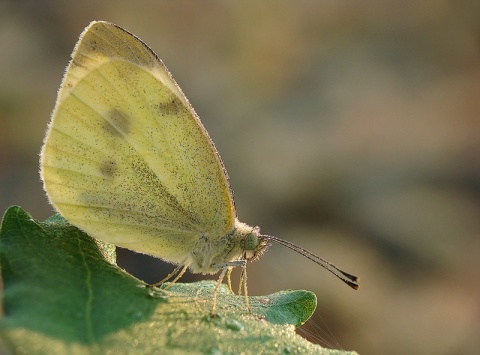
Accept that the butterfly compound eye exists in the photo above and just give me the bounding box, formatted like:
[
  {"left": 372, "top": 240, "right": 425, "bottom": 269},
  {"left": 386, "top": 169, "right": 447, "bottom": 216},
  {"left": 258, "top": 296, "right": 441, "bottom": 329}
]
[
  {"left": 240, "top": 228, "right": 270, "bottom": 262},
  {"left": 242, "top": 232, "right": 259, "bottom": 251}
]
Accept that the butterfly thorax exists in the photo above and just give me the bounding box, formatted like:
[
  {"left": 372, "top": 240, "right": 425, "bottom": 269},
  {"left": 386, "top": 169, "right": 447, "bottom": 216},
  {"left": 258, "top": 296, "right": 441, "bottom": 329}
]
[{"left": 188, "top": 219, "right": 269, "bottom": 274}]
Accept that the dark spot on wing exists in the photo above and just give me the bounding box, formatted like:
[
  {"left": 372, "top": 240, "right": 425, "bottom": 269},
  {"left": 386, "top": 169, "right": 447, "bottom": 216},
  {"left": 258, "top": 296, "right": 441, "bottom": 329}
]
[
  {"left": 100, "top": 159, "right": 117, "bottom": 178},
  {"left": 104, "top": 109, "right": 130, "bottom": 136},
  {"left": 156, "top": 97, "right": 183, "bottom": 117}
]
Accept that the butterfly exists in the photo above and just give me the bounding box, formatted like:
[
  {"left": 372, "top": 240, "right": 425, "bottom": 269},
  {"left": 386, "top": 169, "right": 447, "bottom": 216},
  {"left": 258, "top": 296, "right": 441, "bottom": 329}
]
[{"left": 40, "top": 21, "right": 358, "bottom": 314}]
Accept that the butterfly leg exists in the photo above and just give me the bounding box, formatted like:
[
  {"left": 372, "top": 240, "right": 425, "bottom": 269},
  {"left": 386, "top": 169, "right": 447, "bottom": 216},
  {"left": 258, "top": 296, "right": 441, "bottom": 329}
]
[
  {"left": 237, "top": 269, "right": 243, "bottom": 295},
  {"left": 151, "top": 262, "right": 189, "bottom": 290},
  {"left": 241, "top": 263, "right": 250, "bottom": 313},
  {"left": 162, "top": 264, "right": 189, "bottom": 290},
  {"left": 212, "top": 260, "right": 251, "bottom": 316},
  {"left": 226, "top": 267, "right": 234, "bottom": 294},
  {"left": 236, "top": 263, "right": 250, "bottom": 313},
  {"left": 212, "top": 267, "right": 228, "bottom": 316}
]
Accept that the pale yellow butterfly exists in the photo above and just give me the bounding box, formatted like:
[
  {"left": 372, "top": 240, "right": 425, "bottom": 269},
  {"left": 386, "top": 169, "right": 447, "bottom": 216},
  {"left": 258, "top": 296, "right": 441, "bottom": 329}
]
[{"left": 40, "top": 21, "right": 358, "bottom": 314}]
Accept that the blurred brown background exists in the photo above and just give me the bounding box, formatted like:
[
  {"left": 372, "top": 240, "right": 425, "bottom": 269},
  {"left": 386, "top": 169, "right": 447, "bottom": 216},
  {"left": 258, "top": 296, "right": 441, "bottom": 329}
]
[{"left": 1, "top": 1, "right": 480, "bottom": 354}]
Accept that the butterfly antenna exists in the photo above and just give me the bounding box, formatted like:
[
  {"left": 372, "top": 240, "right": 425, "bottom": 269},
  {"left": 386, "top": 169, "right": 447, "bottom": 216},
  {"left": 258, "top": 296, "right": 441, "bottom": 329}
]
[{"left": 262, "top": 235, "right": 359, "bottom": 290}]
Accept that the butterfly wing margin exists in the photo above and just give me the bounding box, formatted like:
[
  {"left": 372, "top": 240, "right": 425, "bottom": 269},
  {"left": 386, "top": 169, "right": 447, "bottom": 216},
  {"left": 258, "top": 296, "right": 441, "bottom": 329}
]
[{"left": 40, "top": 21, "right": 236, "bottom": 259}]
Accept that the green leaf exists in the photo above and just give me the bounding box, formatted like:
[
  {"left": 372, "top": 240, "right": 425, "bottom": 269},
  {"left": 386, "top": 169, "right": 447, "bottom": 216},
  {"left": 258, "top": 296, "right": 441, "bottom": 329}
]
[{"left": 0, "top": 206, "right": 357, "bottom": 354}]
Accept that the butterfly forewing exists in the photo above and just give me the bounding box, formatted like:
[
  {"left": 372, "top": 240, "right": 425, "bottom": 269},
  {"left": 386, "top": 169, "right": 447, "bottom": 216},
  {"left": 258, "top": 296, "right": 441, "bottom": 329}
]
[{"left": 40, "top": 21, "right": 235, "bottom": 261}]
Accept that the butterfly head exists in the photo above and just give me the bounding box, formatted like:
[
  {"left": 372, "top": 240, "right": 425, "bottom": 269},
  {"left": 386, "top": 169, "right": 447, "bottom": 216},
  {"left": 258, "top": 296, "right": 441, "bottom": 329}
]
[{"left": 240, "top": 226, "right": 270, "bottom": 262}]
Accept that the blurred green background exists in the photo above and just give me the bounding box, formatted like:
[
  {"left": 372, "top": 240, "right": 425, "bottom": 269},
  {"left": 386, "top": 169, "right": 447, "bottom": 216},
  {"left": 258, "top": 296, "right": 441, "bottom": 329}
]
[{"left": 1, "top": 1, "right": 480, "bottom": 354}]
